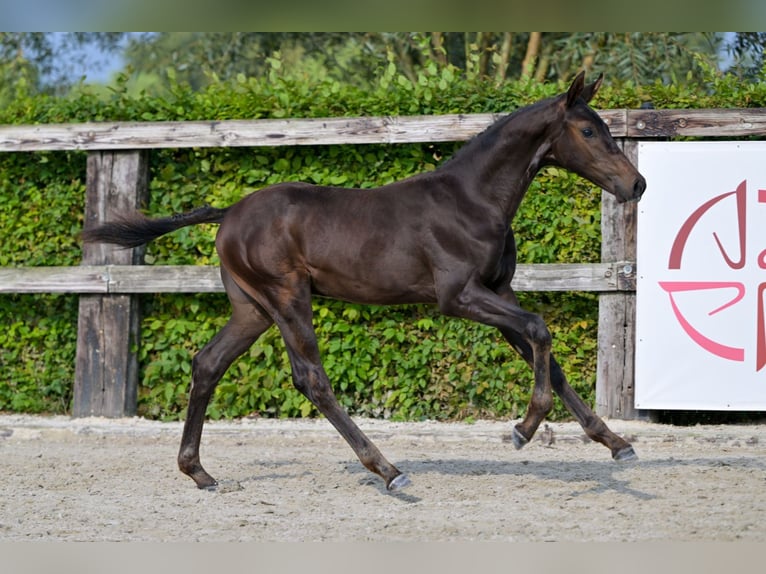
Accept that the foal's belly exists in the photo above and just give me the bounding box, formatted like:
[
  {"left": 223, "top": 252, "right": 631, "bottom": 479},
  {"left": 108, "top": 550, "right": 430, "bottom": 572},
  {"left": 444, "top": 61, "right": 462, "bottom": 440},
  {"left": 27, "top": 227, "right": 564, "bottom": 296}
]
[{"left": 307, "top": 265, "right": 437, "bottom": 306}]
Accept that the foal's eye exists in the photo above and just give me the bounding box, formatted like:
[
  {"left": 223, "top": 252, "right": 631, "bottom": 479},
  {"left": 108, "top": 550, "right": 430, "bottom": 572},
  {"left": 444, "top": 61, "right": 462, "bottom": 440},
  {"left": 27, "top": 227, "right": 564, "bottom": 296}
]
[{"left": 581, "top": 127, "right": 594, "bottom": 138}]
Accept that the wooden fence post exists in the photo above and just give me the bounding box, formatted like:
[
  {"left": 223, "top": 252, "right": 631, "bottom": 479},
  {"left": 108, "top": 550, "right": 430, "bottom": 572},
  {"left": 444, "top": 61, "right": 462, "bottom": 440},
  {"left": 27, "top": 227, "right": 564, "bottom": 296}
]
[
  {"left": 72, "top": 151, "right": 148, "bottom": 417},
  {"left": 595, "top": 139, "right": 646, "bottom": 420}
]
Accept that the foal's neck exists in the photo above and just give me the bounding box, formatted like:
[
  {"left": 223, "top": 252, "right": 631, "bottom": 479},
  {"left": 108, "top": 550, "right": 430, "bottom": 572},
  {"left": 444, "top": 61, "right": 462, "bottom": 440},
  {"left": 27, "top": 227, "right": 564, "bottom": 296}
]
[{"left": 447, "top": 98, "right": 561, "bottom": 223}]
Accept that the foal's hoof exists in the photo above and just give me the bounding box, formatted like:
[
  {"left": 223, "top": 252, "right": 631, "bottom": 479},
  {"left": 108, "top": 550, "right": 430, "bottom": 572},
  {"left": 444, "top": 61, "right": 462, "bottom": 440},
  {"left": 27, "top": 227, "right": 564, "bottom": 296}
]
[
  {"left": 387, "top": 474, "right": 412, "bottom": 492},
  {"left": 613, "top": 445, "right": 638, "bottom": 462},
  {"left": 511, "top": 427, "right": 529, "bottom": 450}
]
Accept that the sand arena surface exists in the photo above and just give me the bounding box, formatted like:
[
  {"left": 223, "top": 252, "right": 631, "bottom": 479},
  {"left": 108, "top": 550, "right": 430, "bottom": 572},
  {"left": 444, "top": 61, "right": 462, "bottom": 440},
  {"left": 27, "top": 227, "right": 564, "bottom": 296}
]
[{"left": 1, "top": 414, "right": 765, "bottom": 541}]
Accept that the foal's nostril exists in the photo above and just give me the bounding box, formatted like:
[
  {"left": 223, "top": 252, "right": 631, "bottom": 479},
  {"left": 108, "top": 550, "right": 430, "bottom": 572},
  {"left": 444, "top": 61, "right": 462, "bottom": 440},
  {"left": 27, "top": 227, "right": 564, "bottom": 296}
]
[{"left": 634, "top": 176, "right": 647, "bottom": 198}]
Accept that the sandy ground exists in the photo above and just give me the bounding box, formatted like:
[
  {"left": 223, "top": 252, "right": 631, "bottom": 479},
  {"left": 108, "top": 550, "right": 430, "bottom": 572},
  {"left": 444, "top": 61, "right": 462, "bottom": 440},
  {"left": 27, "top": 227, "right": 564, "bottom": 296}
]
[{"left": 1, "top": 413, "right": 765, "bottom": 542}]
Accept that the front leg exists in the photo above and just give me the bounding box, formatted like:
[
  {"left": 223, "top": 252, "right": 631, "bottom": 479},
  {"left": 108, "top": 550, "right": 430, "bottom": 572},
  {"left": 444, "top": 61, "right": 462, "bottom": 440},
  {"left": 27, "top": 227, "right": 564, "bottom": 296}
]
[{"left": 437, "top": 274, "right": 554, "bottom": 446}]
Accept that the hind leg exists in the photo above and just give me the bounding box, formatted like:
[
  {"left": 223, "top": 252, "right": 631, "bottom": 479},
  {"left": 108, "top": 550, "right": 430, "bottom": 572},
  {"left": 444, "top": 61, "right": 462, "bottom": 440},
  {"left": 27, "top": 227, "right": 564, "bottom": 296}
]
[
  {"left": 501, "top": 330, "right": 635, "bottom": 459},
  {"left": 549, "top": 358, "right": 636, "bottom": 460},
  {"left": 497, "top": 287, "right": 636, "bottom": 460},
  {"left": 178, "top": 272, "right": 274, "bottom": 489},
  {"left": 266, "top": 278, "right": 409, "bottom": 490}
]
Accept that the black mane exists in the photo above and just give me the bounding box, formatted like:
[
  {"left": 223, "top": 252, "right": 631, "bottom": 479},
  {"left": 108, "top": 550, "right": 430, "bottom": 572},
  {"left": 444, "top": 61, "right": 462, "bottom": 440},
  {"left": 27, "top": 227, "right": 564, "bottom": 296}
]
[{"left": 443, "top": 96, "right": 557, "bottom": 167}]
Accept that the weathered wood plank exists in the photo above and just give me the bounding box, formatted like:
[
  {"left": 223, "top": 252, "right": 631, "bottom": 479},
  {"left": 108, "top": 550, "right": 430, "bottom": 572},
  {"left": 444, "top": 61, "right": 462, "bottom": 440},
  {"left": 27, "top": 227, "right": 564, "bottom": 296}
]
[
  {"left": 73, "top": 151, "right": 148, "bottom": 418},
  {"left": 0, "top": 111, "right": 627, "bottom": 152},
  {"left": 3, "top": 109, "right": 766, "bottom": 154},
  {"left": 510, "top": 262, "right": 633, "bottom": 292},
  {"left": 0, "top": 262, "right": 638, "bottom": 294},
  {"left": 6, "top": 109, "right": 766, "bottom": 153},
  {"left": 596, "top": 139, "right": 643, "bottom": 421},
  {"left": 628, "top": 108, "right": 766, "bottom": 138},
  {"left": 0, "top": 266, "right": 108, "bottom": 293},
  {"left": 106, "top": 265, "right": 224, "bottom": 293},
  {"left": 74, "top": 294, "right": 139, "bottom": 417},
  {"left": 0, "top": 115, "right": 497, "bottom": 151}
]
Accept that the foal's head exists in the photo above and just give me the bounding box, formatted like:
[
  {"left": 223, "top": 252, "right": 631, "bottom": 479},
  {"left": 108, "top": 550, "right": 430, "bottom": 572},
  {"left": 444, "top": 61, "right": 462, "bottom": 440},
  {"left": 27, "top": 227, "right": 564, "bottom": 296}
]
[{"left": 545, "top": 72, "right": 646, "bottom": 203}]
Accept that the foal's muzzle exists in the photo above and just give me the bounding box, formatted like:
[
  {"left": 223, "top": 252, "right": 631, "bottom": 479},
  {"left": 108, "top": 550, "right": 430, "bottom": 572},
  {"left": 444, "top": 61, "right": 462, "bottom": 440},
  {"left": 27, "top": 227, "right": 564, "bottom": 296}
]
[{"left": 616, "top": 174, "right": 647, "bottom": 203}]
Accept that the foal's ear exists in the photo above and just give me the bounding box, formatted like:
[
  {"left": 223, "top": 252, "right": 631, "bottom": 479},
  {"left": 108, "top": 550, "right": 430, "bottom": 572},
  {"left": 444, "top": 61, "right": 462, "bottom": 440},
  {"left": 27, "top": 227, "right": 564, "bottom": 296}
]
[
  {"left": 566, "top": 71, "right": 586, "bottom": 108},
  {"left": 580, "top": 73, "right": 604, "bottom": 104}
]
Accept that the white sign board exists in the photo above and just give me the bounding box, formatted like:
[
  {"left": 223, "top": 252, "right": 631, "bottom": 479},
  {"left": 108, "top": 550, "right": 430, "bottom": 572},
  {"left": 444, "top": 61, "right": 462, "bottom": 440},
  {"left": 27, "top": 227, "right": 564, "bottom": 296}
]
[{"left": 635, "top": 142, "right": 766, "bottom": 410}]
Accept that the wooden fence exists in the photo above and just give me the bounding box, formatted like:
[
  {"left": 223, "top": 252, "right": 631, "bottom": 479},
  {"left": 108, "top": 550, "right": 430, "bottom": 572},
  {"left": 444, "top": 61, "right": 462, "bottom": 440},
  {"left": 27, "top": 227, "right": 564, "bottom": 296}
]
[{"left": 2, "top": 108, "right": 765, "bottom": 419}]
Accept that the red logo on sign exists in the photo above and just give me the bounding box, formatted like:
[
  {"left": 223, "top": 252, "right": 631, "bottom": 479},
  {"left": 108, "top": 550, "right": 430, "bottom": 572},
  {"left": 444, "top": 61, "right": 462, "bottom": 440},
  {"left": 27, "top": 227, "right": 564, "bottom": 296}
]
[{"left": 658, "top": 181, "right": 766, "bottom": 371}]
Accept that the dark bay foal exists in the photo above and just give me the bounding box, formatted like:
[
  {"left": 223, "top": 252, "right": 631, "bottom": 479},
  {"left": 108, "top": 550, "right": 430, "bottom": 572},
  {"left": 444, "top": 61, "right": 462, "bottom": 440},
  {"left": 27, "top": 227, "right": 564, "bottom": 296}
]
[{"left": 82, "top": 72, "right": 646, "bottom": 492}]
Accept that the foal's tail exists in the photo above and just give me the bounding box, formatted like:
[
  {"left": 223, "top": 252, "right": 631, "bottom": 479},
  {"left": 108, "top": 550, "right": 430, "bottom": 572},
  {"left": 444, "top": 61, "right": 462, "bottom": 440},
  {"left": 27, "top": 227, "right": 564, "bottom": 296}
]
[{"left": 80, "top": 205, "right": 230, "bottom": 248}]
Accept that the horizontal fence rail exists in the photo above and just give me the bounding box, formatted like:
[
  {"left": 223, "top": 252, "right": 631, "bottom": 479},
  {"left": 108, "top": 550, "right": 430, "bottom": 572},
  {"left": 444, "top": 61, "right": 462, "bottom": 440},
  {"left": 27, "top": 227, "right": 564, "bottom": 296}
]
[
  {"left": 1, "top": 108, "right": 766, "bottom": 152},
  {"left": 0, "top": 112, "right": 594, "bottom": 151},
  {"left": 3, "top": 107, "right": 765, "bottom": 419},
  {"left": 0, "top": 261, "right": 638, "bottom": 295}
]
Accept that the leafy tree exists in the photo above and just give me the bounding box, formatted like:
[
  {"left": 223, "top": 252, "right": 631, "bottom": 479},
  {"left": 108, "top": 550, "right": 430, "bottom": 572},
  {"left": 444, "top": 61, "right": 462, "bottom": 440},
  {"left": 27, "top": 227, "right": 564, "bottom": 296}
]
[
  {"left": 723, "top": 32, "right": 766, "bottom": 79},
  {"left": 0, "top": 32, "right": 747, "bottom": 104},
  {"left": 537, "top": 32, "right": 722, "bottom": 84},
  {"left": 122, "top": 32, "right": 362, "bottom": 92},
  {"left": 0, "top": 42, "right": 37, "bottom": 106},
  {"left": 0, "top": 32, "right": 126, "bottom": 104},
  {"left": 118, "top": 32, "right": 726, "bottom": 95}
]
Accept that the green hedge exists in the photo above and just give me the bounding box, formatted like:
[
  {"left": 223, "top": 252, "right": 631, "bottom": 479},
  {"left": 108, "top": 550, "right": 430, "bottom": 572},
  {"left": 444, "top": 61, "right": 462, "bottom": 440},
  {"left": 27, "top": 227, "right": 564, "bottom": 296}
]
[{"left": 2, "top": 60, "right": 766, "bottom": 420}]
